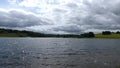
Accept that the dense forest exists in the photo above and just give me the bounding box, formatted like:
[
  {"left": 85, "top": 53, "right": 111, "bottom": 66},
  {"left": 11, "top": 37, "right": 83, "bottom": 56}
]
[{"left": 0, "top": 28, "right": 120, "bottom": 38}]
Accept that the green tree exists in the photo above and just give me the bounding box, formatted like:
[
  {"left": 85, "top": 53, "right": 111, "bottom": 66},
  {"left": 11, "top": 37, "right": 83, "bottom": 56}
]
[
  {"left": 102, "top": 31, "right": 111, "bottom": 35},
  {"left": 116, "top": 31, "right": 120, "bottom": 34}
]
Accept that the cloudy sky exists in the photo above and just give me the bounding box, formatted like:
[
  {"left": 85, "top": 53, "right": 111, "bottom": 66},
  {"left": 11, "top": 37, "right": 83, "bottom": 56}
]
[{"left": 0, "top": 0, "right": 120, "bottom": 34}]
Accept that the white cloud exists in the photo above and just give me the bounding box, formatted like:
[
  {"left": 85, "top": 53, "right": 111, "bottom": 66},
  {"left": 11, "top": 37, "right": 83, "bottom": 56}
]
[
  {"left": 8, "top": 0, "right": 17, "bottom": 4},
  {"left": 19, "top": 0, "right": 40, "bottom": 7}
]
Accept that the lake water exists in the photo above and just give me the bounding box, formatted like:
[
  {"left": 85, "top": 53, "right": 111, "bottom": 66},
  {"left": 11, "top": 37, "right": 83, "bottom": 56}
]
[{"left": 0, "top": 38, "right": 120, "bottom": 68}]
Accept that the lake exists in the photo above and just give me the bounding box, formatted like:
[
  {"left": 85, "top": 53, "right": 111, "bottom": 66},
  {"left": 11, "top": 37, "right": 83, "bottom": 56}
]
[{"left": 0, "top": 38, "right": 120, "bottom": 68}]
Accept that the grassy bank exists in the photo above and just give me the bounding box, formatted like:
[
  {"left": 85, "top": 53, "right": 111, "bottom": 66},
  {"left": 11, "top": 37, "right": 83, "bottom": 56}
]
[
  {"left": 0, "top": 33, "right": 28, "bottom": 37},
  {"left": 95, "top": 33, "right": 120, "bottom": 39}
]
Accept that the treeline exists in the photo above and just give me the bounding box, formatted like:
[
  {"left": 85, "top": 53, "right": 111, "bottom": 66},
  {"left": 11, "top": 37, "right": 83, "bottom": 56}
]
[
  {"left": 0, "top": 28, "right": 95, "bottom": 38},
  {"left": 0, "top": 28, "right": 46, "bottom": 37},
  {"left": 102, "top": 31, "right": 120, "bottom": 35},
  {"left": 0, "top": 28, "right": 82, "bottom": 37},
  {"left": 0, "top": 28, "right": 120, "bottom": 38}
]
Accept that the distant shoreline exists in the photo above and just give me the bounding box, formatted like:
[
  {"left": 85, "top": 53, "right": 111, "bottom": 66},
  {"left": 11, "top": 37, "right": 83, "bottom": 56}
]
[
  {"left": 0, "top": 36, "right": 119, "bottom": 39},
  {"left": 0, "top": 28, "right": 120, "bottom": 39}
]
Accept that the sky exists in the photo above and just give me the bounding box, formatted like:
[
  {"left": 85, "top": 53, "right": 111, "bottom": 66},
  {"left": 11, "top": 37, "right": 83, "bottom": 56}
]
[{"left": 0, "top": 0, "right": 120, "bottom": 34}]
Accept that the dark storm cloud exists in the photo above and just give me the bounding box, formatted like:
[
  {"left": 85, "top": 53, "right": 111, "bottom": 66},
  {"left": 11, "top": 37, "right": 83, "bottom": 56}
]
[{"left": 0, "top": 9, "right": 49, "bottom": 27}]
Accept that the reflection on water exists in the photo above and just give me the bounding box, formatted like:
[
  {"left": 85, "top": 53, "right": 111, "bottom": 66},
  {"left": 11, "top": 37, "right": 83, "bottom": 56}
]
[{"left": 0, "top": 38, "right": 120, "bottom": 68}]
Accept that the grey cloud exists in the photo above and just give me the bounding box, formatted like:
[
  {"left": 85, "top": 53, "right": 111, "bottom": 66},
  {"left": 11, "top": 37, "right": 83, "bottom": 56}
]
[
  {"left": 0, "top": 9, "right": 50, "bottom": 27},
  {"left": 29, "top": 0, "right": 120, "bottom": 34},
  {"left": 53, "top": 8, "right": 67, "bottom": 13},
  {"left": 66, "top": 3, "right": 78, "bottom": 8},
  {"left": 57, "top": 0, "right": 120, "bottom": 34},
  {"left": 45, "top": 0, "right": 120, "bottom": 34},
  {"left": 53, "top": 24, "right": 85, "bottom": 34},
  {"left": 2, "top": 0, "right": 120, "bottom": 34}
]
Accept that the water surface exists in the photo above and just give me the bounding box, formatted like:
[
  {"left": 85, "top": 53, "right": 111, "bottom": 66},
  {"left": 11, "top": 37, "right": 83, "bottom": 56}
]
[{"left": 0, "top": 38, "right": 120, "bottom": 68}]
